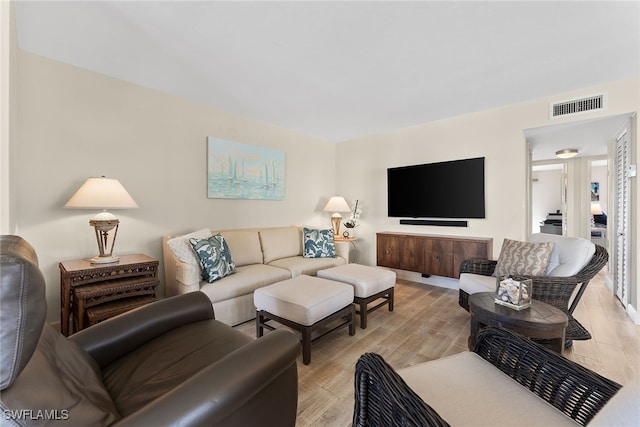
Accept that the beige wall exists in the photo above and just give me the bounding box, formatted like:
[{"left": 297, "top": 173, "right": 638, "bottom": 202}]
[
  {"left": 335, "top": 78, "right": 639, "bottom": 317},
  {"left": 10, "top": 45, "right": 639, "bottom": 323},
  {"left": 16, "top": 52, "right": 337, "bottom": 322}
]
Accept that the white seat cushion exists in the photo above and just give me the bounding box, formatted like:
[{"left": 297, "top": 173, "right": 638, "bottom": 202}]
[
  {"left": 254, "top": 276, "right": 353, "bottom": 326},
  {"left": 459, "top": 273, "right": 496, "bottom": 294},
  {"left": 317, "top": 264, "right": 396, "bottom": 298},
  {"left": 529, "top": 233, "right": 595, "bottom": 276},
  {"left": 588, "top": 378, "right": 640, "bottom": 427},
  {"left": 268, "top": 256, "right": 345, "bottom": 277},
  {"left": 398, "top": 352, "right": 579, "bottom": 426},
  {"left": 200, "top": 264, "right": 290, "bottom": 303}
]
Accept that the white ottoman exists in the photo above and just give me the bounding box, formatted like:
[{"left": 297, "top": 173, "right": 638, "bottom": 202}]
[
  {"left": 317, "top": 264, "right": 396, "bottom": 329},
  {"left": 254, "top": 275, "right": 355, "bottom": 365}
]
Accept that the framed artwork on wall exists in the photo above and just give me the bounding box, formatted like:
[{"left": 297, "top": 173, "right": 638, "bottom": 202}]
[
  {"left": 207, "top": 137, "right": 286, "bottom": 200},
  {"left": 590, "top": 182, "right": 600, "bottom": 201}
]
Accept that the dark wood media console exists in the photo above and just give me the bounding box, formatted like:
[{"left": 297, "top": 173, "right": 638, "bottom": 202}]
[{"left": 376, "top": 232, "right": 493, "bottom": 278}]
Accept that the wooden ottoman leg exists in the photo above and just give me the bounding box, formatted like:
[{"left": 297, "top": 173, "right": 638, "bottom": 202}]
[
  {"left": 256, "top": 310, "right": 264, "bottom": 338},
  {"left": 388, "top": 288, "right": 394, "bottom": 311},
  {"left": 302, "top": 326, "right": 312, "bottom": 365},
  {"left": 358, "top": 300, "right": 368, "bottom": 329},
  {"left": 349, "top": 305, "right": 356, "bottom": 336}
]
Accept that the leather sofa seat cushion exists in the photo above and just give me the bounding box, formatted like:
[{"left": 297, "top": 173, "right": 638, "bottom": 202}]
[
  {"left": 268, "top": 256, "right": 346, "bottom": 277},
  {"left": 102, "top": 319, "right": 252, "bottom": 417},
  {"left": 200, "top": 264, "right": 291, "bottom": 303},
  {"left": 398, "top": 352, "right": 578, "bottom": 427},
  {"left": 529, "top": 233, "right": 595, "bottom": 277},
  {"left": 2, "top": 326, "right": 120, "bottom": 425},
  {"left": 259, "top": 227, "right": 302, "bottom": 264},
  {"left": 217, "top": 230, "right": 264, "bottom": 267}
]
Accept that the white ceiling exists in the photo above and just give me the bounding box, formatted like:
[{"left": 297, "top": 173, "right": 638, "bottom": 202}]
[{"left": 14, "top": 1, "right": 640, "bottom": 154}]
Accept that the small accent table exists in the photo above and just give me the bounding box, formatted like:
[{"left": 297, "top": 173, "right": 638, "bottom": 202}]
[
  {"left": 59, "top": 254, "right": 158, "bottom": 336},
  {"left": 334, "top": 236, "right": 358, "bottom": 263},
  {"left": 468, "top": 292, "right": 568, "bottom": 353}
]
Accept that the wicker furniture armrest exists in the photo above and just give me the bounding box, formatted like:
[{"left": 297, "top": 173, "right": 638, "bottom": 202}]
[
  {"left": 353, "top": 353, "right": 450, "bottom": 427},
  {"left": 474, "top": 327, "right": 621, "bottom": 426},
  {"left": 459, "top": 258, "right": 497, "bottom": 276}
]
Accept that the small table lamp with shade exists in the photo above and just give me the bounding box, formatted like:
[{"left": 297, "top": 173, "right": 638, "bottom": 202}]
[
  {"left": 323, "top": 196, "right": 351, "bottom": 237},
  {"left": 64, "top": 176, "right": 138, "bottom": 264}
]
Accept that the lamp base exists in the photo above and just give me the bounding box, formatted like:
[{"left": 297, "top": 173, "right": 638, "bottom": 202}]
[
  {"left": 89, "top": 255, "right": 120, "bottom": 265},
  {"left": 331, "top": 214, "right": 342, "bottom": 237}
]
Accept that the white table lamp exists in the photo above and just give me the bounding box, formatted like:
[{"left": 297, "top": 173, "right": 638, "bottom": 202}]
[
  {"left": 324, "top": 196, "right": 351, "bottom": 237},
  {"left": 65, "top": 176, "right": 138, "bottom": 264}
]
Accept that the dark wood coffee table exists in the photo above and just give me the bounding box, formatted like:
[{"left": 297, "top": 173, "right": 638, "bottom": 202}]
[{"left": 468, "top": 292, "right": 568, "bottom": 353}]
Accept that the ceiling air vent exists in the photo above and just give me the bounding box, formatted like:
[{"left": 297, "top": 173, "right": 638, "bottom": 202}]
[{"left": 549, "top": 93, "right": 607, "bottom": 119}]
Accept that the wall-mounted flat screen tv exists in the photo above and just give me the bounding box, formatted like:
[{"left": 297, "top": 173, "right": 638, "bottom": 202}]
[{"left": 387, "top": 157, "right": 485, "bottom": 219}]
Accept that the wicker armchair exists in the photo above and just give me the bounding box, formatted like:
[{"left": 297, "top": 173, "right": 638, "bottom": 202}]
[
  {"left": 458, "top": 244, "right": 608, "bottom": 344},
  {"left": 354, "top": 327, "right": 621, "bottom": 427}
]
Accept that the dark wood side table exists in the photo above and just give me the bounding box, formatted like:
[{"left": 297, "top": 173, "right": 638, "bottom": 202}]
[
  {"left": 59, "top": 254, "right": 159, "bottom": 336},
  {"left": 468, "top": 292, "right": 568, "bottom": 353}
]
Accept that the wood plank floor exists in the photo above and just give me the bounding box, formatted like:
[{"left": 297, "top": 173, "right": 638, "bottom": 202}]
[{"left": 234, "top": 271, "right": 639, "bottom": 427}]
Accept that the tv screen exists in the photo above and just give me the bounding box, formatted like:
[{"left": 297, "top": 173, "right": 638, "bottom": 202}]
[{"left": 387, "top": 157, "right": 485, "bottom": 219}]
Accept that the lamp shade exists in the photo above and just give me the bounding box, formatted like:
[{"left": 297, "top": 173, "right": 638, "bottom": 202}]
[
  {"left": 324, "top": 196, "right": 351, "bottom": 213},
  {"left": 591, "top": 202, "right": 603, "bottom": 215},
  {"left": 65, "top": 177, "right": 138, "bottom": 209}
]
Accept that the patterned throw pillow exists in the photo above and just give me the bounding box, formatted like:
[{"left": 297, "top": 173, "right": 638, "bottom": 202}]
[
  {"left": 189, "top": 234, "right": 236, "bottom": 283},
  {"left": 303, "top": 227, "right": 336, "bottom": 258},
  {"left": 494, "top": 238, "right": 554, "bottom": 277}
]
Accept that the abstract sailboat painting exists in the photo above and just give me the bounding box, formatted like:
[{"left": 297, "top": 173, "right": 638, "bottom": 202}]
[{"left": 207, "top": 137, "right": 285, "bottom": 200}]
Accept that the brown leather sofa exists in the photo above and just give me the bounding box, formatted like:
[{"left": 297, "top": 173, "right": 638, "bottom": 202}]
[{"left": 0, "top": 235, "right": 300, "bottom": 426}]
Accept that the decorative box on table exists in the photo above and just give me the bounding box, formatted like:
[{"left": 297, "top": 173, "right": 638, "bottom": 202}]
[{"left": 495, "top": 276, "right": 532, "bottom": 310}]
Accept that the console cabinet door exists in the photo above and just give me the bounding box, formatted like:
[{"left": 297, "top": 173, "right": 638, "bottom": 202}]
[
  {"left": 377, "top": 234, "right": 399, "bottom": 268},
  {"left": 423, "top": 239, "right": 454, "bottom": 277},
  {"left": 453, "top": 240, "right": 492, "bottom": 277},
  {"left": 399, "top": 236, "right": 424, "bottom": 272}
]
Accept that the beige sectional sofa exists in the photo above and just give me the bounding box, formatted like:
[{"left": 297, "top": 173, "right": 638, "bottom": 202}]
[{"left": 162, "top": 226, "right": 348, "bottom": 326}]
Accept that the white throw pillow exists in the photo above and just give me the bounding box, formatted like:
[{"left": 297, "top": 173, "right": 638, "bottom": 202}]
[{"left": 167, "top": 228, "right": 212, "bottom": 266}]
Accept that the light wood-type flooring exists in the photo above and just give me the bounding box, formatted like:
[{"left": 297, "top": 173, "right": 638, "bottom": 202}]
[{"left": 234, "top": 271, "right": 639, "bottom": 427}]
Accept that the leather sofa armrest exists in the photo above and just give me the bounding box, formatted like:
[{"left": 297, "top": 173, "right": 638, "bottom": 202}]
[
  {"left": 113, "top": 330, "right": 300, "bottom": 427},
  {"left": 69, "top": 292, "right": 214, "bottom": 367}
]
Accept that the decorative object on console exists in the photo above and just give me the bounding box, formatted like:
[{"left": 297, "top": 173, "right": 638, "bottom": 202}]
[
  {"left": 555, "top": 148, "right": 578, "bottom": 159},
  {"left": 64, "top": 176, "right": 138, "bottom": 264},
  {"left": 206, "top": 137, "right": 285, "bottom": 200},
  {"left": 343, "top": 199, "right": 361, "bottom": 238},
  {"left": 324, "top": 196, "right": 351, "bottom": 237}
]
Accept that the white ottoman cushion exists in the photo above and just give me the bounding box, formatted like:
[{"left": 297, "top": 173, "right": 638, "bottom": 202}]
[
  {"left": 317, "top": 264, "right": 396, "bottom": 298},
  {"left": 254, "top": 276, "right": 354, "bottom": 326}
]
